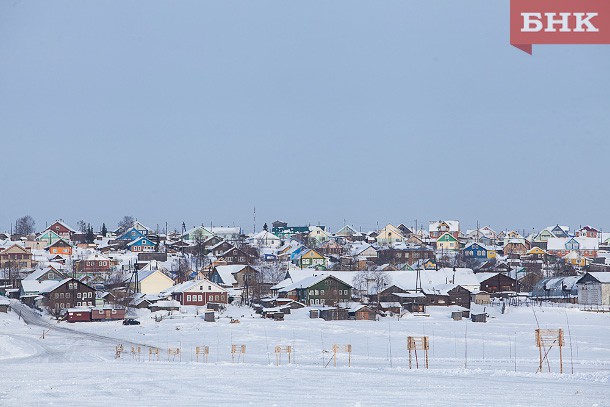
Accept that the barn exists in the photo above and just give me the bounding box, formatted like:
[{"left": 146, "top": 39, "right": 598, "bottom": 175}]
[{"left": 577, "top": 272, "right": 610, "bottom": 305}]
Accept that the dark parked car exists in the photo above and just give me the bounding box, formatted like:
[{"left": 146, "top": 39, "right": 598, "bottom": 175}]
[{"left": 122, "top": 318, "right": 140, "bottom": 325}]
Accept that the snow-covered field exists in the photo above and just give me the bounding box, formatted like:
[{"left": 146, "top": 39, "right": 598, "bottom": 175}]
[{"left": 2, "top": 302, "right": 610, "bottom": 406}]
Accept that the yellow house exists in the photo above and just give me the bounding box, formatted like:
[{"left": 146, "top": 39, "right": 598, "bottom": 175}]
[
  {"left": 526, "top": 247, "right": 546, "bottom": 256},
  {"left": 564, "top": 251, "right": 587, "bottom": 267},
  {"left": 297, "top": 249, "right": 327, "bottom": 269},
  {"left": 129, "top": 269, "right": 175, "bottom": 294},
  {"left": 376, "top": 224, "right": 405, "bottom": 246}
]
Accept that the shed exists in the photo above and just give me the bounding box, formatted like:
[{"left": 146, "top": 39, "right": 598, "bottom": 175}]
[
  {"left": 471, "top": 313, "right": 487, "bottom": 323},
  {"left": 319, "top": 307, "right": 349, "bottom": 321},
  {"left": 66, "top": 308, "right": 92, "bottom": 322},
  {"left": 204, "top": 311, "right": 215, "bottom": 322},
  {"left": 577, "top": 272, "right": 610, "bottom": 305},
  {"left": 471, "top": 290, "right": 491, "bottom": 305},
  {"left": 0, "top": 299, "right": 10, "bottom": 313},
  {"left": 349, "top": 304, "right": 376, "bottom": 320},
  {"left": 149, "top": 300, "right": 180, "bottom": 312}
]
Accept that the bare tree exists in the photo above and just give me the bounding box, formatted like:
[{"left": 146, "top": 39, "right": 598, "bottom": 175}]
[
  {"left": 370, "top": 269, "right": 391, "bottom": 304},
  {"left": 77, "top": 220, "right": 87, "bottom": 233},
  {"left": 15, "top": 215, "right": 35, "bottom": 235},
  {"left": 118, "top": 215, "right": 135, "bottom": 231}
]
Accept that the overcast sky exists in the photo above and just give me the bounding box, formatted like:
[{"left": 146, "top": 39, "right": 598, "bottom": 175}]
[{"left": 1, "top": 1, "right": 608, "bottom": 234}]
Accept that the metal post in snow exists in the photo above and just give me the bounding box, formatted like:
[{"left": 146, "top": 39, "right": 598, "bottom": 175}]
[{"left": 464, "top": 320, "right": 468, "bottom": 369}]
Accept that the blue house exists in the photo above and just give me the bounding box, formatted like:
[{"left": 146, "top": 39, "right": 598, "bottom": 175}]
[
  {"left": 117, "top": 227, "right": 146, "bottom": 242},
  {"left": 565, "top": 237, "right": 580, "bottom": 251},
  {"left": 463, "top": 242, "right": 496, "bottom": 259},
  {"left": 127, "top": 236, "right": 156, "bottom": 252}
]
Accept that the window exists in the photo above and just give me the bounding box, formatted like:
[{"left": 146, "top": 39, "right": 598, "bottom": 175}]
[
  {"left": 187, "top": 295, "right": 192, "bottom": 301},
  {"left": 321, "top": 290, "right": 325, "bottom": 295},
  {"left": 48, "top": 273, "right": 54, "bottom": 279},
  {"left": 112, "top": 309, "right": 117, "bottom": 314},
  {"left": 208, "top": 286, "right": 211, "bottom": 290},
  {"left": 77, "top": 302, "right": 81, "bottom": 306},
  {"left": 198, "top": 295, "right": 202, "bottom": 301},
  {"left": 77, "top": 292, "right": 81, "bottom": 298},
  {"left": 314, "top": 290, "right": 319, "bottom": 295},
  {"left": 215, "top": 295, "right": 219, "bottom": 301},
  {"left": 60, "top": 293, "right": 65, "bottom": 299},
  {"left": 66, "top": 293, "right": 70, "bottom": 299},
  {"left": 88, "top": 302, "right": 92, "bottom": 306},
  {"left": 55, "top": 293, "right": 59, "bottom": 299},
  {"left": 309, "top": 290, "right": 314, "bottom": 295}
]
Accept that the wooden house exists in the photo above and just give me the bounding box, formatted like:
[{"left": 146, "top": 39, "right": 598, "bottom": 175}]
[
  {"left": 169, "top": 279, "right": 228, "bottom": 306},
  {"left": 44, "top": 221, "right": 76, "bottom": 240},
  {"left": 462, "top": 242, "right": 496, "bottom": 260},
  {"left": 36, "top": 230, "right": 62, "bottom": 246},
  {"left": 210, "top": 241, "right": 235, "bottom": 257},
  {"left": 503, "top": 239, "right": 530, "bottom": 256},
  {"left": 75, "top": 253, "right": 112, "bottom": 274},
  {"left": 277, "top": 274, "right": 351, "bottom": 306},
  {"left": 117, "top": 227, "right": 146, "bottom": 242},
  {"left": 210, "top": 264, "right": 260, "bottom": 288},
  {"left": 125, "top": 269, "right": 174, "bottom": 294},
  {"left": 217, "top": 247, "right": 252, "bottom": 265},
  {"left": 39, "top": 278, "right": 96, "bottom": 312},
  {"left": 46, "top": 239, "right": 72, "bottom": 256},
  {"left": 317, "top": 239, "right": 344, "bottom": 256},
  {"left": 127, "top": 236, "right": 157, "bottom": 253},
  {"left": 375, "top": 224, "right": 405, "bottom": 246},
  {"left": 576, "top": 225, "right": 600, "bottom": 239},
  {"left": 436, "top": 232, "right": 459, "bottom": 251},
  {"left": 475, "top": 273, "right": 516, "bottom": 293},
  {"left": 429, "top": 220, "right": 460, "bottom": 240},
  {"left": 0, "top": 244, "right": 34, "bottom": 269},
  {"left": 334, "top": 225, "right": 364, "bottom": 241},
  {"left": 294, "top": 249, "right": 327, "bottom": 269},
  {"left": 307, "top": 226, "right": 331, "bottom": 245}
]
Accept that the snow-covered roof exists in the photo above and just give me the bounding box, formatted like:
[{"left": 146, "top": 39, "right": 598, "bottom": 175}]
[
  {"left": 474, "top": 272, "right": 502, "bottom": 283},
  {"left": 580, "top": 272, "right": 610, "bottom": 284},
  {"left": 213, "top": 265, "right": 251, "bottom": 285},
  {"left": 531, "top": 276, "right": 579, "bottom": 298},
  {"left": 429, "top": 220, "right": 459, "bottom": 233},
  {"left": 278, "top": 273, "right": 352, "bottom": 293},
  {"left": 46, "top": 220, "right": 76, "bottom": 233},
  {"left": 22, "top": 267, "right": 63, "bottom": 281},
  {"left": 167, "top": 279, "right": 225, "bottom": 294},
  {"left": 37, "top": 278, "right": 72, "bottom": 294},
  {"left": 20, "top": 279, "right": 63, "bottom": 294},
  {"left": 547, "top": 237, "right": 599, "bottom": 251}
]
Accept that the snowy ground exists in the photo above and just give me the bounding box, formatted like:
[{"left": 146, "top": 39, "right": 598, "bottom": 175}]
[{"left": 1, "top": 301, "right": 610, "bottom": 406}]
